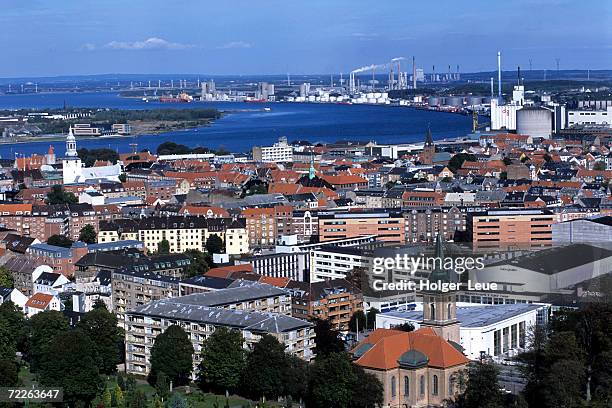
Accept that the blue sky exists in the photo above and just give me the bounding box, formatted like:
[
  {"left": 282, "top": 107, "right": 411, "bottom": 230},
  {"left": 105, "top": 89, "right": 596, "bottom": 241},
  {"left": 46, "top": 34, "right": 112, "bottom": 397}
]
[{"left": 1, "top": 0, "right": 610, "bottom": 77}]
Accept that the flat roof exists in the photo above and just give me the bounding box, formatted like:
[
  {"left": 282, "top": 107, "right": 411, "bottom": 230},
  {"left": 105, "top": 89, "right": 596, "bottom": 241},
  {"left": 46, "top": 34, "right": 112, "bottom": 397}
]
[{"left": 381, "top": 303, "right": 544, "bottom": 328}]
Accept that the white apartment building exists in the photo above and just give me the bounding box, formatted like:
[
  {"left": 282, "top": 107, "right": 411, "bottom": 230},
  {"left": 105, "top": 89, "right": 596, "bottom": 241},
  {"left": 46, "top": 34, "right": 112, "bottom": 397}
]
[{"left": 252, "top": 137, "right": 293, "bottom": 163}]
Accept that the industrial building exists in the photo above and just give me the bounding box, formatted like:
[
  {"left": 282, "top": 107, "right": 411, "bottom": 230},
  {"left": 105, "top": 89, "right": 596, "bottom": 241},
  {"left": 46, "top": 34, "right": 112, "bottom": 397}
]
[{"left": 552, "top": 216, "right": 612, "bottom": 243}]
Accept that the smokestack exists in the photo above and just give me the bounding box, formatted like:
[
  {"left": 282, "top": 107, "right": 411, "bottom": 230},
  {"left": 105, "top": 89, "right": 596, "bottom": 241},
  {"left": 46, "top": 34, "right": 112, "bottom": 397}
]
[
  {"left": 490, "top": 77, "right": 494, "bottom": 98},
  {"left": 517, "top": 66, "right": 521, "bottom": 86},
  {"left": 497, "top": 51, "right": 502, "bottom": 99},
  {"left": 412, "top": 56, "right": 417, "bottom": 89}
]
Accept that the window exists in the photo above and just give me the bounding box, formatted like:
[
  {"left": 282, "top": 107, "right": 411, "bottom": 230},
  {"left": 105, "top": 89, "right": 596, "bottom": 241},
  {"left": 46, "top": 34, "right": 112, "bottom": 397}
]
[
  {"left": 448, "top": 375, "right": 454, "bottom": 395},
  {"left": 430, "top": 303, "right": 435, "bottom": 320},
  {"left": 404, "top": 376, "right": 410, "bottom": 397},
  {"left": 391, "top": 376, "right": 396, "bottom": 398},
  {"left": 447, "top": 303, "right": 452, "bottom": 319},
  {"left": 420, "top": 375, "right": 425, "bottom": 396},
  {"left": 432, "top": 375, "right": 439, "bottom": 395}
]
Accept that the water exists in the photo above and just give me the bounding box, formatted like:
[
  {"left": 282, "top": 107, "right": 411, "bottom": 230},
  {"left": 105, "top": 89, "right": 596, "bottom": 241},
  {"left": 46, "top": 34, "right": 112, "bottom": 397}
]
[{"left": 0, "top": 92, "right": 474, "bottom": 157}]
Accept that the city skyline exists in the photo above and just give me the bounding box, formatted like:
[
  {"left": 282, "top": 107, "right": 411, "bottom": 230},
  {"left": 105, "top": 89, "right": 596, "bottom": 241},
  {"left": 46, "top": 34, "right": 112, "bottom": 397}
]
[{"left": 1, "top": 0, "right": 611, "bottom": 78}]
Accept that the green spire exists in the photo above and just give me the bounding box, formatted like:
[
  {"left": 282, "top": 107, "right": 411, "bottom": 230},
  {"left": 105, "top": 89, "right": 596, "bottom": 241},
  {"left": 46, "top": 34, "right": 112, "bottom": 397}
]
[
  {"left": 309, "top": 155, "right": 316, "bottom": 180},
  {"left": 430, "top": 233, "right": 451, "bottom": 282}
]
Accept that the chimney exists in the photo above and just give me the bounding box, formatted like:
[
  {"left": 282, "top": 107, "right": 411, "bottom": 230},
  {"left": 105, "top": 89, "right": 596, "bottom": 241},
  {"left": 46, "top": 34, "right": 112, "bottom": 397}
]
[{"left": 497, "top": 51, "right": 502, "bottom": 99}]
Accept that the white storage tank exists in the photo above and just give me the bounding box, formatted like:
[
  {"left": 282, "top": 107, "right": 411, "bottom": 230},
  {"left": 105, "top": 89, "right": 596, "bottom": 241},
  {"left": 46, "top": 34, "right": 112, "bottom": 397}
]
[
  {"left": 516, "top": 107, "right": 553, "bottom": 138},
  {"left": 428, "top": 96, "right": 441, "bottom": 106}
]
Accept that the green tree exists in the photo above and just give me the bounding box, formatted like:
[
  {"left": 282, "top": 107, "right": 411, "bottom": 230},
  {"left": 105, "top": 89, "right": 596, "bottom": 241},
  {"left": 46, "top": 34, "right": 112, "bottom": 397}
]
[
  {"left": 462, "top": 362, "right": 503, "bottom": 408},
  {"left": 313, "top": 318, "right": 345, "bottom": 356},
  {"left": 184, "top": 249, "right": 210, "bottom": 277},
  {"left": 46, "top": 185, "right": 78, "bottom": 205},
  {"left": 393, "top": 322, "right": 415, "bottom": 332},
  {"left": 27, "top": 310, "right": 70, "bottom": 372},
  {"left": 283, "top": 354, "right": 309, "bottom": 401},
  {"left": 77, "top": 148, "right": 120, "bottom": 167},
  {"left": 47, "top": 234, "right": 74, "bottom": 248},
  {"left": 242, "top": 335, "right": 288, "bottom": 400},
  {"left": 78, "top": 224, "right": 98, "bottom": 244},
  {"left": 77, "top": 305, "right": 123, "bottom": 374},
  {"left": 307, "top": 353, "right": 357, "bottom": 408},
  {"left": 348, "top": 310, "right": 366, "bottom": 333},
  {"left": 0, "top": 301, "right": 25, "bottom": 358},
  {"left": 148, "top": 325, "right": 194, "bottom": 387},
  {"left": 351, "top": 364, "right": 384, "bottom": 408},
  {"left": 366, "top": 308, "right": 379, "bottom": 330},
  {"left": 206, "top": 234, "right": 224, "bottom": 254},
  {"left": 0, "top": 266, "right": 13, "bottom": 288},
  {"left": 197, "top": 327, "right": 245, "bottom": 394},
  {"left": 102, "top": 388, "right": 112, "bottom": 407},
  {"left": 448, "top": 153, "right": 476, "bottom": 172},
  {"left": 127, "top": 389, "right": 147, "bottom": 408},
  {"left": 0, "top": 359, "right": 19, "bottom": 387},
  {"left": 157, "top": 142, "right": 191, "bottom": 155},
  {"left": 118, "top": 173, "right": 127, "bottom": 182},
  {"left": 38, "top": 329, "right": 101, "bottom": 406},
  {"left": 114, "top": 384, "right": 124, "bottom": 407},
  {"left": 157, "top": 239, "right": 170, "bottom": 255},
  {"left": 166, "top": 393, "right": 188, "bottom": 408},
  {"left": 155, "top": 371, "right": 170, "bottom": 401}
]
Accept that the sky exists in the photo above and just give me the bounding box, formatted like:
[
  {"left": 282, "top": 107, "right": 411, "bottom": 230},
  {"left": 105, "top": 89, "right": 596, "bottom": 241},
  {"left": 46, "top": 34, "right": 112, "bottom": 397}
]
[{"left": 0, "top": 0, "right": 610, "bottom": 77}]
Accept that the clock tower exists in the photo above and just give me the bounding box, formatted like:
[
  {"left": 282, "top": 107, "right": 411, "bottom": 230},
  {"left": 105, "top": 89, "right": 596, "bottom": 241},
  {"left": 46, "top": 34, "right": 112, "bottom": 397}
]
[{"left": 62, "top": 129, "right": 82, "bottom": 184}]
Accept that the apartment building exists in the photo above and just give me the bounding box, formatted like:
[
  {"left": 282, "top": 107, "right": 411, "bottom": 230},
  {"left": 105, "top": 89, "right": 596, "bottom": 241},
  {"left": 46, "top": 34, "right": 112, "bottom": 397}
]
[
  {"left": 252, "top": 137, "right": 293, "bottom": 163},
  {"left": 309, "top": 245, "right": 372, "bottom": 282},
  {"left": 318, "top": 210, "right": 405, "bottom": 243},
  {"left": 235, "top": 251, "right": 308, "bottom": 281},
  {"left": 112, "top": 268, "right": 180, "bottom": 326},
  {"left": 125, "top": 288, "right": 314, "bottom": 376},
  {"left": 98, "top": 216, "right": 248, "bottom": 254},
  {"left": 468, "top": 208, "right": 554, "bottom": 249},
  {"left": 286, "top": 278, "right": 363, "bottom": 331},
  {"left": 242, "top": 207, "right": 276, "bottom": 247},
  {"left": 404, "top": 206, "right": 469, "bottom": 243}
]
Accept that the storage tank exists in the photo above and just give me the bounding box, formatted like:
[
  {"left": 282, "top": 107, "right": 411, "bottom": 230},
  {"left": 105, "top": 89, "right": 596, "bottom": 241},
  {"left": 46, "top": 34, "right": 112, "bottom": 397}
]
[
  {"left": 428, "top": 96, "right": 441, "bottom": 106},
  {"left": 516, "top": 107, "right": 552, "bottom": 138},
  {"left": 467, "top": 96, "right": 483, "bottom": 106},
  {"left": 445, "top": 96, "right": 463, "bottom": 107}
]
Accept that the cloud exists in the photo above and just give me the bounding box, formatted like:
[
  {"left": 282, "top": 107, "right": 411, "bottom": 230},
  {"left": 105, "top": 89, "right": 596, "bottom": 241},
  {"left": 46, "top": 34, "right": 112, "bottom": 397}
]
[
  {"left": 216, "top": 41, "right": 252, "bottom": 49},
  {"left": 83, "top": 37, "right": 193, "bottom": 51}
]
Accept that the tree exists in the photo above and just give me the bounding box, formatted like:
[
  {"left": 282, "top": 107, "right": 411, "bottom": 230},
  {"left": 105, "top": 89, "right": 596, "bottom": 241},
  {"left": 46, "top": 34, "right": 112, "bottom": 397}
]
[
  {"left": 197, "top": 327, "right": 245, "bottom": 394},
  {"left": 0, "top": 266, "right": 13, "bottom": 288},
  {"left": 148, "top": 325, "right": 194, "bottom": 387},
  {"left": 0, "top": 359, "right": 19, "bottom": 387},
  {"left": 307, "top": 353, "right": 357, "bottom": 408},
  {"left": 348, "top": 310, "right": 366, "bottom": 333},
  {"left": 154, "top": 371, "right": 170, "bottom": 401},
  {"left": 157, "top": 142, "right": 191, "bottom": 155},
  {"left": 38, "top": 329, "right": 101, "bottom": 406},
  {"left": 78, "top": 224, "right": 97, "bottom": 244},
  {"left": 118, "top": 173, "right": 127, "bottom": 182},
  {"left": 206, "top": 234, "right": 224, "bottom": 254},
  {"left": 157, "top": 239, "right": 170, "bottom": 255},
  {"left": 46, "top": 185, "right": 78, "bottom": 205},
  {"left": 448, "top": 153, "right": 476, "bottom": 172},
  {"left": 47, "top": 234, "right": 74, "bottom": 248},
  {"left": 313, "top": 318, "right": 345, "bottom": 356},
  {"left": 77, "top": 305, "right": 123, "bottom": 374},
  {"left": 166, "top": 393, "right": 188, "bottom": 408},
  {"left": 77, "top": 148, "right": 120, "bottom": 167},
  {"left": 102, "top": 388, "right": 112, "bottom": 407},
  {"left": 283, "top": 354, "right": 309, "bottom": 401},
  {"left": 366, "top": 308, "right": 379, "bottom": 330},
  {"left": 127, "top": 389, "right": 147, "bottom": 408},
  {"left": 184, "top": 249, "right": 210, "bottom": 277},
  {"left": 0, "top": 301, "right": 25, "bottom": 359},
  {"left": 351, "top": 364, "right": 384, "bottom": 408},
  {"left": 113, "top": 384, "right": 124, "bottom": 407},
  {"left": 242, "top": 335, "right": 288, "bottom": 400},
  {"left": 462, "top": 362, "right": 503, "bottom": 408},
  {"left": 27, "top": 310, "right": 70, "bottom": 372},
  {"left": 393, "top": 322, "right": 415, "bottom": 332}
]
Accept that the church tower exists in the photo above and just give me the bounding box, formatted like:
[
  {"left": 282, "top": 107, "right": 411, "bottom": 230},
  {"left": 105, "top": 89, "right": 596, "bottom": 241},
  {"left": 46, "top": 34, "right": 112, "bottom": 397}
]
[
  {"left": 421, "top": 126, "right": 436, "bottom": 165},
  {"left": 62, "top": 129, "right": 82, "bottom": 184},
  {"left": 421, "top": 234, "right": 461, "bottom": 344}
]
